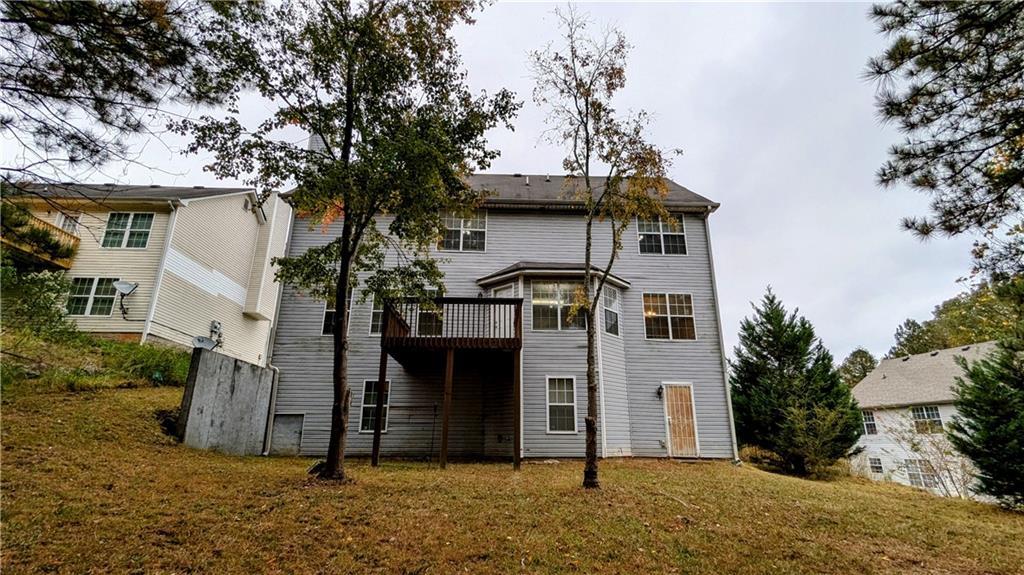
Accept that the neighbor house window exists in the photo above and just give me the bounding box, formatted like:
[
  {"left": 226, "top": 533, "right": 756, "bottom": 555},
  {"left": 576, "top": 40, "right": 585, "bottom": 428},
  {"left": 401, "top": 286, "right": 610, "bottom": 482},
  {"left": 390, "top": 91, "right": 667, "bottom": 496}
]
[
  {"left": 532, "top": 281, "right": 586, "bottom": 331},
  {"left": 637, "top": 216, "right": 686, "bottom": 255},
  {"left": 359, "top": 380, "right": 390, "bottom": 433},
  {"left": 869, "top": 457, "right": 884, "bottom": 474},
  {"left": 911, "top": 405, "right": 943, "bottom": 434},
  {"left": 905, "top": 459, "right": 939, "bottom": 488},
  {"left": 603, "top": 286, "right": 621, "bottom": 336},
  {"left": 439, "top": 210, "right": 486, "bottom": 252},
  {"left": 102, "top": 212, "right": 154, "bottom": 248},
  {"left": 546, "top": 377, "right": 577, "bottom": 433},
  {"left": 66, "top": 277, "right": 118, "bottom": 316},
  {"left": 57, "top": 211, "right": 80, "bottom": 235},
  {"left": 862, "top": 410, "right": 878, "bottom": 435},
  {"left": 642, "top": 293, "right": 696, "bottom": 340}
]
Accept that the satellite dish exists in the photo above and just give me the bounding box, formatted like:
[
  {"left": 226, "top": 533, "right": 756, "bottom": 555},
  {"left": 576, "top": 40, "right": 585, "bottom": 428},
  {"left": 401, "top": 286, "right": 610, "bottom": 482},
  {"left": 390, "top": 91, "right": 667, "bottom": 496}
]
[
  {"left": 113, "top": 281, "right": 138, "bottom": 296},
  {"left": 192, "top": 336, "right": 219, "bottom": 350}
]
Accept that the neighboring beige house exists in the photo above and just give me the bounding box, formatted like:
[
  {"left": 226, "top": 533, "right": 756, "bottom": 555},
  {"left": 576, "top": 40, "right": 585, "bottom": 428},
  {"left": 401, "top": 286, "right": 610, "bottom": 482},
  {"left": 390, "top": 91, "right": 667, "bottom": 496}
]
[
  {"left": 851, "top": 342, "right": 996, "bottom": 499},
  {"left": 6, "top": 184, "right": 292, "bottom": 366}
]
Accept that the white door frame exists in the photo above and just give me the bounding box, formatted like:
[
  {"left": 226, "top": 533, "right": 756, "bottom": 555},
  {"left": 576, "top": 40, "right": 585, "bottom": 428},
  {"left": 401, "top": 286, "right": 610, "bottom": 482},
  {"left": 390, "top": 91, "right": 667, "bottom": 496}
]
[{"left": 661, "top": 382, "right": 701, "bottom": 458}]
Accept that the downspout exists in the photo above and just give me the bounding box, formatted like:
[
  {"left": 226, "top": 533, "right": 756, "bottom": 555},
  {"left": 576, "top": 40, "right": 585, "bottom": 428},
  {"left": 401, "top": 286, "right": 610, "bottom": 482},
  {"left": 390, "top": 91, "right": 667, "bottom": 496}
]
[
  {"left": 704, "top": 206, "right": 740, "bottom": 461},
  {"left": 142, "top": 200, "right": 179, "bottom": 343},
  {"left": 261, "top": 201, "right": 295, "bottom": 456},
  {"left": 595, "top": 278, "right": 608, "bottom": 458}
]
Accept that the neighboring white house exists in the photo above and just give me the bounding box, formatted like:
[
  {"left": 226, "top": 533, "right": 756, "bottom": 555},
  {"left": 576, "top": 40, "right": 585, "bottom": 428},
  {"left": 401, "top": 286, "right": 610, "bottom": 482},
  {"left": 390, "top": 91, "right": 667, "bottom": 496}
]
[
  {"left": 7, "top": 183, "right": 292, "bottom": 366},
  {"left": 851, "top": 342, "right": 996, "bottom": 499}
]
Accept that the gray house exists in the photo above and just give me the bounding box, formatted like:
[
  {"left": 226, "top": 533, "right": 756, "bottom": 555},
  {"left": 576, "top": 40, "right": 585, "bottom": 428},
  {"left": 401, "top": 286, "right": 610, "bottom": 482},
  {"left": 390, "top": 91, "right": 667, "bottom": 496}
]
[{"left": 267, "top": 174, "right": 738, "bottom": 465}]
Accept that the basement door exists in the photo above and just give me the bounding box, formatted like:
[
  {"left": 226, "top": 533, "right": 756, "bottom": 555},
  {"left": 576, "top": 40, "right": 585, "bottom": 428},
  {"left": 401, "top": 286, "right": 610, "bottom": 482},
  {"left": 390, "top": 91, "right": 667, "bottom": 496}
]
[{"left": 663, "top": 384, "right": 699, "bottom": 457}]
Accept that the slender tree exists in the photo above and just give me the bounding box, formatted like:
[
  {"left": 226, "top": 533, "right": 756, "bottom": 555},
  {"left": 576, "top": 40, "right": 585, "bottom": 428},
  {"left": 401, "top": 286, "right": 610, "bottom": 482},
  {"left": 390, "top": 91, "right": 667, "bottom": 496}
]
[
  {"left": 174, "top": 0, "right": 517, "bottom": 481},
  {"left": 730, "top": 288, "right": 863, "bottom": 476},
  {"left": 948, "top": 277, "right": 1024, "bottom": 509},
  {"left": 867, "top": 2, "right": 1024, "bottom": 280},
  {"left": 838, "top": 347, "right": 878, "bottom": 387},
  {"left": 530, "top": 7, "right": 673, "bottom": 489}
]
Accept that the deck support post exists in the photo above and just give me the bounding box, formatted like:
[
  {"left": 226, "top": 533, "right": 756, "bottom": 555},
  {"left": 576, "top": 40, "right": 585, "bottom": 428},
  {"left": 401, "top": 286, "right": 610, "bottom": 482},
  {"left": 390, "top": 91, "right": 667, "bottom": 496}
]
[
  {"left": 440, "top": 347, "right": 454, "bottom": 469},
  {"left": 370, "top": 348, "right": 389, "bottom": 467},
  {"left": 513, "top": 347, "right": 521, "bottom": 470}
]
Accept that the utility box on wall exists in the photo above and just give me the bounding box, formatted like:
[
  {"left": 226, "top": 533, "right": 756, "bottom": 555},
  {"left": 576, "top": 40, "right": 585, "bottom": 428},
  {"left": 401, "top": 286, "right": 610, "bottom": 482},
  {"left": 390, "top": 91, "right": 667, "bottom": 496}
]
[{"left": 177, "top": 348, "right": 275, "bottom": 456}]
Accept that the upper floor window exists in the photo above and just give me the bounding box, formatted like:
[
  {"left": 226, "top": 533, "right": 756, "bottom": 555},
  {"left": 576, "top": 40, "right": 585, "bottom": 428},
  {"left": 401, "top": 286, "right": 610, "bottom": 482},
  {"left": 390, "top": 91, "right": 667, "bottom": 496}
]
[
  {"left": 868, "top": 457, "right": 884, "bottom": 474},
  {"left": 643, "top": 293, "right": 696, "bottom": 340},
  {"left": 57, "top": 211, "right": 80, "bottom": 235},
  {"left": 532, "top": 281, "right": 585, "bottom": 331},
  {"left": 637, "top": 216, "right": 686, "bottom": 255},
  {"left": 862, "top": 410, "right": 877, "bottom": 435},
  {"left": 911, "top": 405, "right": 943, "bottom": 434},
  {"left": 439, "top": 210, "right": 486, "bottom": 252},
  {"left": 102, "top": 212, "right": 153, "bottom": 248},
  {"left": 369, "top": 297, "right": 385, "bottom": 335},
  {"left": 322, "top": 291, "right": 354, "bottom": 336},
  {"left": 603, "top": 286, "right": 621, "bottom": 336},
  {"left": 67, "top": 277, "right": 118, "bottom": 316}
]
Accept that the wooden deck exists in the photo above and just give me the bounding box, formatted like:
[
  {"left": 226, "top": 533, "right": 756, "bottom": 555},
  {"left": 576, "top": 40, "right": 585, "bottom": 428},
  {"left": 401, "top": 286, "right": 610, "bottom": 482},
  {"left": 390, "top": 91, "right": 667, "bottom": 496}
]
[
  {"left": 372, "top": 297, "right": 524, "bottom": 470},
  {"left": 0, "top": 211, "right": 79, "bottom": 269}
]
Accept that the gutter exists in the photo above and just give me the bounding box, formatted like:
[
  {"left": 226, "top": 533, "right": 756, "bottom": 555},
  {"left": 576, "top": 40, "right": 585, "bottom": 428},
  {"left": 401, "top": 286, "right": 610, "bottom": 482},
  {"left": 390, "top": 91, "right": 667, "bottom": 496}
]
[
  {"left": 141, "top": 200, "right": 180, "bottom": 343},
  {"left": 704, "top": 206, "right": 740, "bottom": 461}
]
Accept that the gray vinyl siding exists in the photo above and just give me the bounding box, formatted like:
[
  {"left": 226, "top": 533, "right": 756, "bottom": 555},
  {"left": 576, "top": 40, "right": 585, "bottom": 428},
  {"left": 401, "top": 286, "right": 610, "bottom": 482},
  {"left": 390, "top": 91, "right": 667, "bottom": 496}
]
[{"left": 270, "top": 208, "right": 734, "bottom": 459}]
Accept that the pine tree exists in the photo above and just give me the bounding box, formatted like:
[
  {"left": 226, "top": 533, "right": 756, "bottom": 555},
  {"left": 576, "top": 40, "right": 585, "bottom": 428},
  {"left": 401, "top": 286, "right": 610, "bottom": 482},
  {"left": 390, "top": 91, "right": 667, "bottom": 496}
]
[
  {"left": 730, "top": 288, "right": 863, "bottom": 476},
  {"left": 948, "top": 277, "right": 1024, "bottom": 509},
  {"left": 838, "top": 347, "right": 878, "bottom": 387}
]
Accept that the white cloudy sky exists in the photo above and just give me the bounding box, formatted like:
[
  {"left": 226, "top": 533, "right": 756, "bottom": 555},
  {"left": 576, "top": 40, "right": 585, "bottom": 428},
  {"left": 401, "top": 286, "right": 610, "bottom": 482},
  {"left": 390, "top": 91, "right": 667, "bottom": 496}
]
[{"left": 100, "top": 2, "right": 975, "bottom": 360}]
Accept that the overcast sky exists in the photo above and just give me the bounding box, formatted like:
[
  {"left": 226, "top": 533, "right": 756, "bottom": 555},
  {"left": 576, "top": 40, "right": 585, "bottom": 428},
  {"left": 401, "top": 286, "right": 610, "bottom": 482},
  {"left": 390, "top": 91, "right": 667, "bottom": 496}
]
[{"left": 104, "top": 2, "right": 975, "bottom": 361}]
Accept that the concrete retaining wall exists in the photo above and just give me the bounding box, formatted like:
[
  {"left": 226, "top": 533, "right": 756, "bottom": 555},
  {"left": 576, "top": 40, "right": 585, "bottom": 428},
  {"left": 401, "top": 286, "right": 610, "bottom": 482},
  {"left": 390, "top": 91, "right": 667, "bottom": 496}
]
[{"left": 177, "top": 348, "right": 275, "bottom": 456}]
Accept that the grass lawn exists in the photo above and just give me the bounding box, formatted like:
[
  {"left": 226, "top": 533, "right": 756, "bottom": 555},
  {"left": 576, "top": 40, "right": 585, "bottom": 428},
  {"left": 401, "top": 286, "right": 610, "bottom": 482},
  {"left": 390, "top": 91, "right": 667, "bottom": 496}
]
[{"left": 3, "top": 387, "right": 1023, "bottom": 574}]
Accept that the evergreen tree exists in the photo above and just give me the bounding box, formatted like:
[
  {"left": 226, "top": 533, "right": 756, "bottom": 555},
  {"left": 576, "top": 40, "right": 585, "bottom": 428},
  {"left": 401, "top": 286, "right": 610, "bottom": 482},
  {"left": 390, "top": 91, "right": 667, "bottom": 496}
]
[
  {"left": 867, "top": 2, "right": 1024, "bottom": 280},
  {"left": 730, "top": 288, "right": 863, "bottom": 476},
  {"left": 838, "top": 347, "right": 878, "bottom": 387},
  {"left": 948, "top": 277, "right": 1024, "bottom": 509}
]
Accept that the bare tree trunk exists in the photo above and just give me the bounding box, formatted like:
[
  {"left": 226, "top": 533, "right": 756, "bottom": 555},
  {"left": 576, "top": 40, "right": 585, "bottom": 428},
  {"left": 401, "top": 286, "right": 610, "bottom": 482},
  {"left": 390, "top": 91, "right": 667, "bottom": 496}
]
[
  {"left": 322, "top": 231, "right": 353, "bottom": 481},
  {"left": 583, "top": 216, "right": 600, "bottom": 489}
]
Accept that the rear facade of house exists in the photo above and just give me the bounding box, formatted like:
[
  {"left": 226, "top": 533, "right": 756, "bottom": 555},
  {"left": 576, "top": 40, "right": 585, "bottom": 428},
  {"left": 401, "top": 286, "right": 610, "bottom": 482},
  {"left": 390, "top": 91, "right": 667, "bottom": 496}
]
[{"left": 267, "top": 174, "right": 737, "bottom": 462}]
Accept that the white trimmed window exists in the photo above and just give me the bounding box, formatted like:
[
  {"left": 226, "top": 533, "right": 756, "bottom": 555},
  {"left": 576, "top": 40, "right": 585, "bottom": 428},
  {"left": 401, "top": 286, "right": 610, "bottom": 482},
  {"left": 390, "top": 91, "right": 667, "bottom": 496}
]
[
  {"left": 911, "top": 405, "right": 943, "bottom": 434},
  {"left": 102, "top": 212, "right": 154, "bottom": 248},
  {"left": 369, "top": 296, "right": 385, "bottom": 335},
  {"left": 642, "top": 293, "right": 696, "bottom": 340},
  {"left": 57, "top": 211, "right": 80, "bottom": 235},
  {"left": 862, "top": 410, "right": 878, "bottom": 435},
  {"left": 869, "top": 457, "right": 883, "bottom": 474},
  {"left": 906, "top": 459, "right": 939, "bottom": 488},
  {"left": 359, "top": 380, "right": 390, "bottom": 432},
  {"left": 322, "top": 292, "right": 354, "bottom": 336},
  {"left": 439, "top": 210, "right": 486, "bottom": 252},
  {"left": 637, "top": 216, "right": 686, "bottom": 255},
  {"left": 532, "top": 281, "right": 586, "bottom": 331},
  {"left": 67, "top": 277, "right": 118, "bottom": 316},
  {"left": 603, "top": 286, "right": 621, "bottom": 336},
  {"left": 546, "top": 377, "right": 577, "bottom": 433}
]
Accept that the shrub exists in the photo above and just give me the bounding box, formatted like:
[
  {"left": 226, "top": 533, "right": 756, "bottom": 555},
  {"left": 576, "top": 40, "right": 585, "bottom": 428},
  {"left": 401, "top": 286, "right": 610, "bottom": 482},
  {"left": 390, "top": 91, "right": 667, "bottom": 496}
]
[
  {"left": 0, "top": 259, "right": 75, "bottom": 341},
  {"left": 99, "top": 340, "right": 192, "bottom": 387}
]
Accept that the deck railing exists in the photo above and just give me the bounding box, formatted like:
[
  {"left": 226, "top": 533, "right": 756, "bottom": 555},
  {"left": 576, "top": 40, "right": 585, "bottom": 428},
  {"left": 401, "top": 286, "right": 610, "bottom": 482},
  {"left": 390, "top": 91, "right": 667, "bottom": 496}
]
[
  {"left": 381, "top": 297, "right": 523, "bottom": 351},
  {"left": 0, "top": 211, "right": 79, "bottom": 269}
]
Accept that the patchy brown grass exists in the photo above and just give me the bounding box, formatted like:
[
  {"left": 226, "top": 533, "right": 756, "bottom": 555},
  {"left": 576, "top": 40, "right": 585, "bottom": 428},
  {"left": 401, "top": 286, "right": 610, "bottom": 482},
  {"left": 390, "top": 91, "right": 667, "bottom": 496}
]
[{"left": 2, "top": 387, "right": 1023, "bottom": 575}]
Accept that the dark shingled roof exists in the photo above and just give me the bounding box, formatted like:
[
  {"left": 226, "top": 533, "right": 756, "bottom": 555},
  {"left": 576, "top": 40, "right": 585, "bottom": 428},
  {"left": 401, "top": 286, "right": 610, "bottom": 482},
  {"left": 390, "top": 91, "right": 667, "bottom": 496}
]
[
  {"left": 469, "top": 174, "right": 717, "bottom": 211},
  {"left": 477, "top": 261, "right": 630, "bottom": 288},
  {"left": 280, "top": 174, "right": 718, "bottom": 211},
  {"left": 9, "top": 183, "right": 253, "bottom": 203}
]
